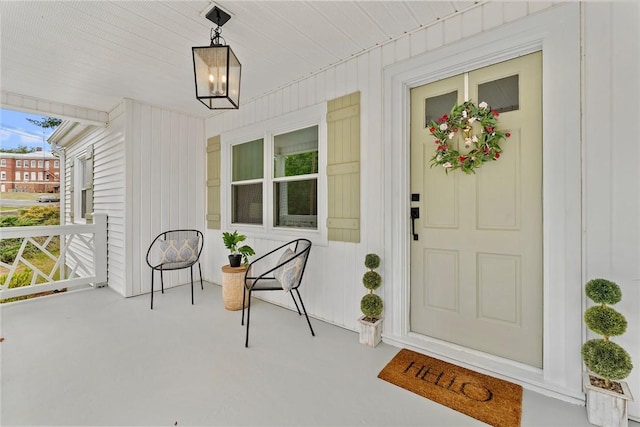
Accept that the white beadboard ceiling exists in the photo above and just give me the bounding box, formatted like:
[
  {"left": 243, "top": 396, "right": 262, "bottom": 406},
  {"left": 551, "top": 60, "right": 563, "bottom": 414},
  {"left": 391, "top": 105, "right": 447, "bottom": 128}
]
[{"left": 0, "top": 1, "right": 477, "bottom": 119}]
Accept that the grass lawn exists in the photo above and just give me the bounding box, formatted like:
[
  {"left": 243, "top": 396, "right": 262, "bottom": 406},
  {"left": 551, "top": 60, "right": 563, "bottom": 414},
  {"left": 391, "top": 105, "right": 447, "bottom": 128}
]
[{"left": 1, "top": 192, "right": 48, "bottom": 201}]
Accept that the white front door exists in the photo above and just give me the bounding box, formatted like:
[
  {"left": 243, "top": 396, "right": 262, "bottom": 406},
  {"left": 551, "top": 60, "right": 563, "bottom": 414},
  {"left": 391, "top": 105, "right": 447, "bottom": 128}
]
[{"left": 409, "top": 52, "right": 543, "bottom": 367}]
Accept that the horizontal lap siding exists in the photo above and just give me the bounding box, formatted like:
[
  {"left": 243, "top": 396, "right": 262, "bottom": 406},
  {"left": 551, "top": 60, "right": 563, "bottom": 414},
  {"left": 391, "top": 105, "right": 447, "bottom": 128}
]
[
  {"left": 205, "top": 2, "right": 554, "bottom": 330},
  {"left": 93, "top": 112, "right": 125, "bottom": 294},
  {"left": 62, "top": 109, "right": 126, "bottom": 294}
]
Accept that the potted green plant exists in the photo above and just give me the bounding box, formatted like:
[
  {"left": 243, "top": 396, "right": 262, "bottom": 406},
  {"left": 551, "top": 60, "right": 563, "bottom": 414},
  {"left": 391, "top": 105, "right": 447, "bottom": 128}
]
[
  {"left": 222, "top": 230, "right": 255, "bottom": 267},
  {"left": 581, "top": 278, "right": 634, "bottom": 427},
  {"left": 357, "top": 253, "right": 383, "bottom": 347}
]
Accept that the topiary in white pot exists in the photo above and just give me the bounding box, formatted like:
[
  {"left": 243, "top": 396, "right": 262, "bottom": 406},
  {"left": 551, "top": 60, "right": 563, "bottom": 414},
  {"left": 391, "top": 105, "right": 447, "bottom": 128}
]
[
  {"left": 358, "top": 253, "right": 383, "bottom": 347},
  {"left": 581, "top": 278, "right": 634, "bottom": 427}
]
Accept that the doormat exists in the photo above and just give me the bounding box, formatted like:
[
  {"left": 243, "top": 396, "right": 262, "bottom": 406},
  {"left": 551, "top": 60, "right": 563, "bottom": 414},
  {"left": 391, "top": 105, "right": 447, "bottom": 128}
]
[{"left": 378, "top": 349, "right": 522, "bottom": 427}]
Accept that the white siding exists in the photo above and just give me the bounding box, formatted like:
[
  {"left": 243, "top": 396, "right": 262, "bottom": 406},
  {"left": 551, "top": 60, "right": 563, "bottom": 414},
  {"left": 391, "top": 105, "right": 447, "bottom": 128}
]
[
  {"left": 583, "top": 2, "right": 640, "bottom": 420},
  {"left": 204, "top": 1, "right": 640, "bottom": 419},
  {"left": 62, "top": 105, "right": 126, "bottom": 294},
  {"left": 205, "top": 1, "right": 556, "bottom": 332},
  {"left": 124, "top": 99, "right": 206, "bottom": 297}
]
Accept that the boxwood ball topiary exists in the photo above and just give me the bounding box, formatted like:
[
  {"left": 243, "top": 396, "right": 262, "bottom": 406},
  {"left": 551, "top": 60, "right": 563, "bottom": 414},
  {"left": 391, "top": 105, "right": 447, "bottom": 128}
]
[
  {"left": 364, "top": 253, "right": 381, "bottom": 270},
  {"left": 361, "top": 293, "right": 383, "bottom": 318},
  {"left": 585, "top": 278, "right": 622, "bottom": 305},
  {"left": 363, "top": 271, "right": 382, "bottom": 291},
  {"left": 582, "top": 339, "right": 633, "bottom": 381},
  {"left": 584, "top": 305, "right": 627, "bottom": 337}
]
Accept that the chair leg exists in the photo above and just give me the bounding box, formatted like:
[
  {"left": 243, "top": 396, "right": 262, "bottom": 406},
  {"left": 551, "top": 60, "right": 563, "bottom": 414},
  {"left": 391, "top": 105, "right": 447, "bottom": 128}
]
[
  {"left": 245, "top": 290, "right": 252, "bottom": 348},
  {"left": 241, "top": 284, "right": 246, "bottom": 325},
  {"left": 160, "top": 269, "right": 165, "bottom": 293},
  {"left": 150, "top": 270, "right": 154, "bottom": 310},
  {"left": 290, "top": 291, "right": 302, "bottom": 315},
  {"left": 198, "top": 262, "right": 203, "bottom": 290},
  {"left": 294, "top": 289, "right": 315, "bottom": 337},
  {"left": 190, "top": 265, "right": 194, "bottom": 305}
]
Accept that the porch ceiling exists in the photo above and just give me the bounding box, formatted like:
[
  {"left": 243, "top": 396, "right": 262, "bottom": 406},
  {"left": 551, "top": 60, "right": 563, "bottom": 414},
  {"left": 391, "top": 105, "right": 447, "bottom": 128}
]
[{"left": 0, "top": 1, "right": 474, "bottom": 119}]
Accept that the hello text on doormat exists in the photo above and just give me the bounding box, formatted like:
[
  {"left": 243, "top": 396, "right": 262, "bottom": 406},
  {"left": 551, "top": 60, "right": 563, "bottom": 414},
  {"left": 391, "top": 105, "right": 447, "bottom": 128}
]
[{"left": 378, "top": 349, "right": 522, "bottom": 427}]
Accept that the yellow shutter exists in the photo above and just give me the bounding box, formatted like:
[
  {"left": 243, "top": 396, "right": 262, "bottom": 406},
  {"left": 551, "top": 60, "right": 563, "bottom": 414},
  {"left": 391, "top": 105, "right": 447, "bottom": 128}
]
[
  {"left": 206, "top": 135, "right": 221, "bottom": 229},
  {"left": 326, "top": 91, "right": 360, "bottom": 242}
]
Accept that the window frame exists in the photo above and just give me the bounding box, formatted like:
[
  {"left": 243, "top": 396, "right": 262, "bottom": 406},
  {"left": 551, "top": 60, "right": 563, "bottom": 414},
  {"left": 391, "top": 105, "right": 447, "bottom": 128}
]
[
  {"left": 0, "top": 159, "right": 6, "bottom": 167},
  {"left": 221, "top": 104, "right": 327, "bottom": 245},
  {"left": 0, "top": 171, "right": 6, "bottom": 181},
  {"left": 73, "top": 150, "right": 93, "bottom": 224}
]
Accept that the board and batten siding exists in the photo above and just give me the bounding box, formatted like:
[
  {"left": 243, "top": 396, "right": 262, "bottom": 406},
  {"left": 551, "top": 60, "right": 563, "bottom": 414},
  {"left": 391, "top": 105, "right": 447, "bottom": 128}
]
[
  {"left": 206, "top": 1, "right": 554, "bottom": 334},
  {"left": 205, "top": 2, "right": 640, "bottom": 419},
  {"left": 124, "top": 99, "right": 206, "bottom": 297},
  {"left": 583, "top": 2, "right": 640, "bottom": 420}
]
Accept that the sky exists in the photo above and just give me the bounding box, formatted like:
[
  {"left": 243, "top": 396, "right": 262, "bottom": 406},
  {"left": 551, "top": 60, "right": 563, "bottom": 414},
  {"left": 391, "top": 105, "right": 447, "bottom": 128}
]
[{"left": 0, "top": 108, "right": 58, "bottom": 152}]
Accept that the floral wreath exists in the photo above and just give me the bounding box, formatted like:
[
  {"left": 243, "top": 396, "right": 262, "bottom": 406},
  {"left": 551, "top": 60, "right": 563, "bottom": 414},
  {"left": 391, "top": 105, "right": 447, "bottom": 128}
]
[{"left": 428, "top": 100, "right": 510, "bottom": 174}]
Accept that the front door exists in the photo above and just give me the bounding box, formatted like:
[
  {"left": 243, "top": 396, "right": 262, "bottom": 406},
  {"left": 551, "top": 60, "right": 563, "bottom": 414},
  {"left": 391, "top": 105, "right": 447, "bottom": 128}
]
[{"left": 409, "top": 52, "right": 543, "bottom": 367}]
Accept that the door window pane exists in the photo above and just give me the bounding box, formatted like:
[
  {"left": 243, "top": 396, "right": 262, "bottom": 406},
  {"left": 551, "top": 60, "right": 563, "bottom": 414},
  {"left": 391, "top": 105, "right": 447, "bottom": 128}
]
[
  {"left": 478, "top": 75, "right": 519, "bottom": 113},
  {"left": 425, "top": 91, "right": 457, "bottom": 126}
]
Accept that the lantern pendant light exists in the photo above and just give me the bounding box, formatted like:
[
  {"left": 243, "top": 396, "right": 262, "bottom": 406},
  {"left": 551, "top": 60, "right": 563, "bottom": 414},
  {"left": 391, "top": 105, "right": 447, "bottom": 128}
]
[{"left": 192, "top": 6, "right": 241, "bottom": 109}]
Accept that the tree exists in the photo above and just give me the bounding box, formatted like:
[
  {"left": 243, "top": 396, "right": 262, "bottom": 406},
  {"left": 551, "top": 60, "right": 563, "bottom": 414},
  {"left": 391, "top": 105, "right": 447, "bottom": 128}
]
[
  {"left": 0, "top": 145, "right": 36, "bottom": 154},
  {"left": 25, "top": 117, "right": 62, "bottom": 129}
]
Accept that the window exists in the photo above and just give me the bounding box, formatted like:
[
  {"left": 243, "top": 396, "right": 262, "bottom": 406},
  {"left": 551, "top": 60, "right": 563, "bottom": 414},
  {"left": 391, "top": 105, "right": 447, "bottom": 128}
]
[
  {"left": 16, "top": 160, "right": 21, "bottom": 167},
  {"left": 38, "top": 172, "right": 43, "bottom": 181},
  {"left": 15, "top": 172, "right": 20, "bottom": 181},
  {"left": 231, "top": 139, "right": 264, "bottom": 225},
  {"left": 30, "top": 160, "right": 36, "bottom": 168},
  {"left": 72, "top": 147, "right": 93, "bottom": 222},
  {"left": 0, "top": 159, "right": 6, "bottom": 167},
  {"left": 23, "top": 161, "right": 28, "bottom": 168},
  {"left": 45, "top": 160, "right": 50, "bottom": 169},
  {"left": 38, "top": 160, "right": 43, "bottom": 168},
  {"left": 80, "top": 158, "right": 91, "bottom": 218},
  {"left": 273, "top": 126, "right": 318, "bottom": 229},
  {"left": 24, "top": 173, "right": 29, "bottom": 181},
  {"left": 0, "top": 172, "right": 5, "bottom": 180},
  {"left": 225, "top": 104, "right": 326, "bottom": 240},
  {"left": 54, "top": 160, "right": 59, "bottom": 168},
  {"left": 30, "top": 172, "right": 36, "bottom": 181}
]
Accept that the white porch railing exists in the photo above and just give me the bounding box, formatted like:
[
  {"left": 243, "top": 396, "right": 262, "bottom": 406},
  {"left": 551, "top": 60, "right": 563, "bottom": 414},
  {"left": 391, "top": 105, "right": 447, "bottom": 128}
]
[{"left": 0, "top": 213, "right": 107, "bottom": 300}]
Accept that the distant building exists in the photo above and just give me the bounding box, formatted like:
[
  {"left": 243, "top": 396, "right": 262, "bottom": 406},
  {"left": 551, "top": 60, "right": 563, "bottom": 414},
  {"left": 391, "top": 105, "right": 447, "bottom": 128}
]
[{"left": 0, "top": 149, "right": 60, "bottom": 193}]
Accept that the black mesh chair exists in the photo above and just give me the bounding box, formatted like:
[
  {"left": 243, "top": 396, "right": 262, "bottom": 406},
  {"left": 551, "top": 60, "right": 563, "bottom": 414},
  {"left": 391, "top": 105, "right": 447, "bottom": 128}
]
[
  {"left": 242, "top": 239, "right": 314, "bottom": 347},
  {"left": 145, "top": 229, "right": 204, "bottom": 309}
]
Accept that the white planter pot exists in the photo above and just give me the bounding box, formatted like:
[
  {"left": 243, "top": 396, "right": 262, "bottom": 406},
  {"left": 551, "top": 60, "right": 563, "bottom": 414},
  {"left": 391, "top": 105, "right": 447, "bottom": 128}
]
[
  {"left": 358, "top": 316, "right": 383, "bottom": 347},
  {"left": 583, "top": 372, "right": 634, "bottom": 427}
]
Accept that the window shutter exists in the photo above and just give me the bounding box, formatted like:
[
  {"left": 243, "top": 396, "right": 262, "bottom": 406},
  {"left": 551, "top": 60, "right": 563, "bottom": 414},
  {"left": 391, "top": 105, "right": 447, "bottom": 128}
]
[
  {"left": 206, "top": 135, "right": 221, "bottom": 229},
  {"left": 326, "top": 92, "right": 360, "bottom": 242},
  {"left": 68, "top": 162, "right": 74, "bottom": 223},
  {"left": 85, "top": 145, "right": 94, "bottom": 216}
]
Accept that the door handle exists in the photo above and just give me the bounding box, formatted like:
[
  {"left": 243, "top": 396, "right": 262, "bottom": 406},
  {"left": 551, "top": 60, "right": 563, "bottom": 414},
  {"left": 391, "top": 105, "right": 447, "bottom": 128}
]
[{"left": 411, "top": 207, "right": 420, "bottom": 241}]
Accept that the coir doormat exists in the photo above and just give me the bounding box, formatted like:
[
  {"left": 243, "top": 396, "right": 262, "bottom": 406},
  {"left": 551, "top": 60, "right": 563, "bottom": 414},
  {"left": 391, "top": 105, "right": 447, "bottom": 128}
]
[{"left": 378, "top": 349, "right": 522, "bottom": 427}]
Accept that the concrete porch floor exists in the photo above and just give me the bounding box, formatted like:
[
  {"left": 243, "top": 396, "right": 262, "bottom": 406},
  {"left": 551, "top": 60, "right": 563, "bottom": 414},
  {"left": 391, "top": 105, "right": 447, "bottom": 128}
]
[{"left": 0, "top": 283, "right": 631, "bottom": 426}]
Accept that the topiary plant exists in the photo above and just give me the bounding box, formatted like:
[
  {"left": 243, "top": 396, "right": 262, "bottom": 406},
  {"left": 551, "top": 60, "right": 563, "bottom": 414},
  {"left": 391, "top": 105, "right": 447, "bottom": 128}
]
[
  {"left": 360, "top": 253, "right": 382, "bottom": 321},
  {"left": 581, "top": 278, "right": 633, "bottom": 389}
]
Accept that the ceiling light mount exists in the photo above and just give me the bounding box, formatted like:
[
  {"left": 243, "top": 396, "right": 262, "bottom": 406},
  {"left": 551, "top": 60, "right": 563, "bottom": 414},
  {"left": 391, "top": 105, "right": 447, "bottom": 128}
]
[{"left": 191, "top": 6, "right": 241, "bottom": 110}]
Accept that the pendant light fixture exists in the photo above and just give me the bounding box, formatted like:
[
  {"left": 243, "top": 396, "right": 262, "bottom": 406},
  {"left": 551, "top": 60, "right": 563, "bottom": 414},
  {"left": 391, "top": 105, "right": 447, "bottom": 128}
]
[{"left": 192, "top": 6, "right": 241, "bottom": 109}]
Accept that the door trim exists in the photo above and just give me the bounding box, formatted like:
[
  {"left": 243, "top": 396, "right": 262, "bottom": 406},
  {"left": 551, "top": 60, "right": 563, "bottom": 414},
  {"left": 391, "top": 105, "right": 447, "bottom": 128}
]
[{"left": 382, "top": 4, "right": 583, "bottom": 402}]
